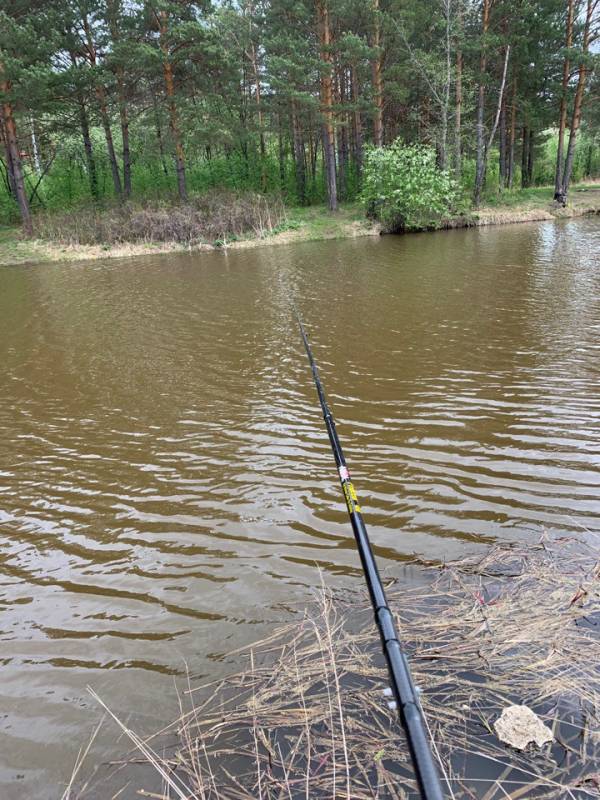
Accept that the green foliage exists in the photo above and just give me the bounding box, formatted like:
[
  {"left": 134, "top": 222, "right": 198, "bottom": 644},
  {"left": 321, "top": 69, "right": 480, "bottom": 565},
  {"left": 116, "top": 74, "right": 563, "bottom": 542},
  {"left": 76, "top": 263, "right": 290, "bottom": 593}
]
[
  {"left": 1, "top": 0, "right": 599, "bottom": 237},
  {"left": 360, "top": 141, "right": 459, "bottom": 232}
]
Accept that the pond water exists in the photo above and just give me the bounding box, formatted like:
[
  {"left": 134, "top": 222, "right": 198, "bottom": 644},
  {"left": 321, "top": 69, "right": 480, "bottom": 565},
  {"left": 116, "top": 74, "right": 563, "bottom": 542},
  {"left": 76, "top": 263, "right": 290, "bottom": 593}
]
[{"left": 1, "top": 216, "right": 599, "bottom": 798}]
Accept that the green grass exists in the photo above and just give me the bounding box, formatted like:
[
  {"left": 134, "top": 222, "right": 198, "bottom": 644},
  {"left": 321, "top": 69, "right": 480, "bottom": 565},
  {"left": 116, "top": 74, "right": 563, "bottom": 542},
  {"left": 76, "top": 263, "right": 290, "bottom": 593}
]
[
  {"left": 284, "top": 202, "right": 370, "bottom": 237},
  {"left": 481, "top": 181, "right": 599, "bottom": 209},
  {"left": 0, "top": 226, "right": 49, "bottom": 267}
]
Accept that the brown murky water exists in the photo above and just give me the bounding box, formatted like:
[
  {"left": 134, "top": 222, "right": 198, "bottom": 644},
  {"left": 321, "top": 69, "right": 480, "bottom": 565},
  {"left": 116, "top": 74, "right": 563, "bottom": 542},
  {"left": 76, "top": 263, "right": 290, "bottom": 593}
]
[{"left": 1, "top": 217, "right": 599, "bottom": 798}]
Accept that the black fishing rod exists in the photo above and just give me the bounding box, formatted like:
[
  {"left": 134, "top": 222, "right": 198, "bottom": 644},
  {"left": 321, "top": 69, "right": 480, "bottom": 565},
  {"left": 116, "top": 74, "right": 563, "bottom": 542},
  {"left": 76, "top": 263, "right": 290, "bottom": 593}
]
[{"left": 296, "top": 310, "right": 445, "bottom": 800}]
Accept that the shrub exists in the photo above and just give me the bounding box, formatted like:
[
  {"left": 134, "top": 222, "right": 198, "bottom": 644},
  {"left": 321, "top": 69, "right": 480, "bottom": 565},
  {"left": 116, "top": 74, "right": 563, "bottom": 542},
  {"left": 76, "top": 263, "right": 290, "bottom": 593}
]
[
  {"left": 33, "top": 190, "right": 286, "bottom": 247},
  {"left": 360, "top": 140, "right": 459, "bottom": 232}
]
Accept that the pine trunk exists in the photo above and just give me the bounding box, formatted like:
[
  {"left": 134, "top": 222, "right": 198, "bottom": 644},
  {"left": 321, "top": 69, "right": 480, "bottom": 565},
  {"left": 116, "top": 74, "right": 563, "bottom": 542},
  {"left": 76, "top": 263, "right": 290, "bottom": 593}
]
[
  {"left": 116, "top": 70, "right": 131, "bottom": 198},
  {"left": 97, "top": 86, "right": 123, "bottom": 199},
  {"left": 560, "top": 0, "right": 594, "bottom": 201},
  {"left": 153, "top": 99, "right": 169, "bottom": 176},
  {"left": 455, "top": 45, "right": 462, "bottom": 181},
  {"left": 350, "top": 65, "right": 363, "bottom": 180},
  {"left": 0, "top": 83, "right": 32, "bottom": 235},
  {"left": 337, "top": 67, "right": 349, "bottom": 200},
  {"left": 507, "top": 77, "right": 517, "bottom": 188},
  {"left": 499, "top": 95, "right": 507, "bottom": 188},
  {"left": 1, "top": 115, "right": 18, "bottom": 199},
  {"left": 554, "top": 0, "right": 575, "bottom": 200},
  {"left": 158, "top": 10, "right": 187, "bottom": 202},
  {"left": 473, "top": 0, "right": 491, "bottom": 207},
  {"left": 371, "top": 0, "right": 384, "bottom": 146},
  {"left": 521, "top": 125, "right": 528, "bottom": 188},
  {"left": 82, "top": 15, "right": 122, "bottom": 199},
  {"left": 291, "top": 99, "right": 306, "bottom": 205},
  {"left": 246, "top": 3, "right": 266, "bottom": 190},
  {"left": 527, "top": 129, "right": 534, "bottom": 185},
  {"left": 316, "top": 0, "right": 337, "bottom": 211},
  {"left": 107, "top": 3, "right": 132, "bottom": 198},
  {"left": 277, "top": 108, "right": 286, "bottom": 189},
  {"left": 79, "top": 99, "right": 99, "bottom": 199}
]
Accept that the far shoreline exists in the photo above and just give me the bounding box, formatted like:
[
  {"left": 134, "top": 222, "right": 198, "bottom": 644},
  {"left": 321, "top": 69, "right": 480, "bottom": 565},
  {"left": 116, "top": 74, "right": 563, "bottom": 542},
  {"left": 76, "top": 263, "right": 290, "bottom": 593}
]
[{"left": 1, "top": 184, "right": 599, "bottom": 268}]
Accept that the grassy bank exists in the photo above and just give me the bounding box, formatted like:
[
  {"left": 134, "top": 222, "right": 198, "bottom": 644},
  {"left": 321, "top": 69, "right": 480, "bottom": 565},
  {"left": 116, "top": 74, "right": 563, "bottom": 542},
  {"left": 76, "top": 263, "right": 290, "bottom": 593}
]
[
  {"left": 1, "top": 184, "right": 599, "bottom": 268},
  {"left": 0, "top": 202, "right": 379, "bottom": 267},
  {"left": 475, "top": 182, "right": 600, "bottom": 226}
]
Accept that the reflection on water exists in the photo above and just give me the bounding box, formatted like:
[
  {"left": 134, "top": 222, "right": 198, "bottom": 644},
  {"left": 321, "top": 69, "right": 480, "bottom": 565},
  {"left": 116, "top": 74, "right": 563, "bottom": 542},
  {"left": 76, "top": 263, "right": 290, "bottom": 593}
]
[{"left": 1, "top": 216, "right": 599, "bottom": 798}]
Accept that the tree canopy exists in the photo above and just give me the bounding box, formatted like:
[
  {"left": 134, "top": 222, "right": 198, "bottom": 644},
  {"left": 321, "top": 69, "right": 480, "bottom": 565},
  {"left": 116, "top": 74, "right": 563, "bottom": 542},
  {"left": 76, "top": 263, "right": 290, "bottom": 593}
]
[{"left": 1, "top": 0, "right": 599, "bottom": 231}]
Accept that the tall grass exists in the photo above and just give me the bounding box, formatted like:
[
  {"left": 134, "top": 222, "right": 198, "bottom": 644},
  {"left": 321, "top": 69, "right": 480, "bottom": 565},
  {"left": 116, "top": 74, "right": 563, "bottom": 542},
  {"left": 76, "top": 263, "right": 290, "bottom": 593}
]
[{"left": 33, "top": 190, "right": 287, "bottom": 246}]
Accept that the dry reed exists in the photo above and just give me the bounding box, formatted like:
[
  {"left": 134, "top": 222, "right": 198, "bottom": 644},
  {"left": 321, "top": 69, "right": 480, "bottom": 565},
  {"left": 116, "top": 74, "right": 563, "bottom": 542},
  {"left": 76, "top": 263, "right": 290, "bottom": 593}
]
[
  {"left": 79, "top": 536, "right": 600, "bottom": 799},
  {"left": 35, "top": 190, "right": 286, "bottom": 247}
]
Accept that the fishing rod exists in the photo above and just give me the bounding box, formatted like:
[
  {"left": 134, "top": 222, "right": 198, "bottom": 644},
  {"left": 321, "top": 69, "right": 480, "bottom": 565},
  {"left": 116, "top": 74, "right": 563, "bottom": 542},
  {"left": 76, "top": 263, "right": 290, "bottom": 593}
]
[{"left": 295, "top": 310, "right": 445, "bottom": 800}]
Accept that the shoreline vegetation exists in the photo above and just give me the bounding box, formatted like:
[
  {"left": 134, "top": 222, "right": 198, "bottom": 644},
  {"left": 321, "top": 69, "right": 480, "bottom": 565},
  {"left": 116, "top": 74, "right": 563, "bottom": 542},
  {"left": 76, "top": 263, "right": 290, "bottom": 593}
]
[
  {"left": 75, "top": 536, "right": 600, "bottom": 799},
  {"left": 1, "top": 183, "right": 599, "bottom": 269}
]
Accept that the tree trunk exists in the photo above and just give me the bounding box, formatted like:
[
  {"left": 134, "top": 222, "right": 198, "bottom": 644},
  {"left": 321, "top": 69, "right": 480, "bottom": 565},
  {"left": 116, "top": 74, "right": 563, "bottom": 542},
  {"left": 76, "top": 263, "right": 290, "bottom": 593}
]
[
  {"left": 245, "top": 2, "right": 266, "bottom": 190},
  {"left": 308, "top": 113, "right": 317, "bottom": 183},
  {"left": 499, "top": 95, "right": 507, "bottom": 188},
  {"left": 79, "top": 99, "right": 99, "bottom": 199},
  {"left": 30, "top": 116, "right": 41, "bottom": 175},
  {"left": 455, "top": 37, "right": 463, "bottom": 181},
  {"left": 585, "top": 140, "right": 593, "bottom": 177},
  {"left": 107, "top": 2, "right": 132, "bottom": 198},
  {"left": 115, "top": 71, "right": 131, "bottom": 198},
  {"left": 337, "top": 67, "right": 349, "bottom": 200},
  {"left": 0, "top": 115, "right": 18, "bottom": 199},
  {"left": 527, "top": 128, "right": 535, "bottom": 185},
  {"left": 507, "top": 76, "right": 517, "bottom": 188},
  {"left": 97, "top": 86, "right": 123, "bottom": 199},
  {"left": 474, "top": 42, "right": 510, "bottom": 207},
  {"left": 554, "top": 0, "right": 575, "bottom": 200},
  {"left": 153, "top": 98, "right": 169, "bottom": 176},
  {"left": 473, "top": 0, "right": 491, "bottom": 206},
  {"left": 0, "top": 78, "right": 32, "bottom": 235},
  {"left": 350, "top": 65, "right": 363, "bottom": 180},
  {"left": 560, "top": 0, "right": 594, "bottom": 201},
  {"left": 157, "top": 10, "right": 187, "bottom": 202},
  {"left": 521, "top": 125, "right": 528, "bottom": 188},
  {"left": 277, "top": 107, "right": 286, "bottom": 189},
  {"left": 438, "top": 0, "right": 452, "bottom": 171},
  {"left": 81, "top": 15, "right": 123, "bottom": 199},
  {"left": 371, "top": 0, "right": 384, "bottom": 146},
  {"left": 291, "top": 99, "right": 306, "bottom": 205},
  {"left": 527, "top": 128, "right": 535, "bottom": 186},
  {"left": 316, "top": 0, "right": 337, "bottom": 211}
]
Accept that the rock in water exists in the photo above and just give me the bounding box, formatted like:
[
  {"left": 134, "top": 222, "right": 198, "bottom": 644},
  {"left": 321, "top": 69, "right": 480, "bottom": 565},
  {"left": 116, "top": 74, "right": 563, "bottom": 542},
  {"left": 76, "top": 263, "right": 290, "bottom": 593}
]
[{"left": 494, "top": 705, "right": 554, "bottom": 750}]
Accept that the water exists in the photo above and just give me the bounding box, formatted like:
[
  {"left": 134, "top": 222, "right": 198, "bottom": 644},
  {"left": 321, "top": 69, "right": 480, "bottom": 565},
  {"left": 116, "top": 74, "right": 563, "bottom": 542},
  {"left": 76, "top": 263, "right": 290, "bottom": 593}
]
[{"left": 1, "top": 217, "right": 599, "bottom": 798}]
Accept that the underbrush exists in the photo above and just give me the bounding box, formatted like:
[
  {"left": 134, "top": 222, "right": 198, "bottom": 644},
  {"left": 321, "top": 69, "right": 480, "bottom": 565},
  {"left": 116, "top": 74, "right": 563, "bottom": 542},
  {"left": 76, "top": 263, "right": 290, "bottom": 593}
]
[{"left": 33, "top": 190, "right": 286, "bottom": 247}]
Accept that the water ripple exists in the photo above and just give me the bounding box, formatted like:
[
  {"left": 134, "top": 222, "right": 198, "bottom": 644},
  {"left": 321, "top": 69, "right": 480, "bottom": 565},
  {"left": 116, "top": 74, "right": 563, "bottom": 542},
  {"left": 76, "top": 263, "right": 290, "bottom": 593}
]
[{"left": 0, "top": 216, "right": 599, "bottom": 797}]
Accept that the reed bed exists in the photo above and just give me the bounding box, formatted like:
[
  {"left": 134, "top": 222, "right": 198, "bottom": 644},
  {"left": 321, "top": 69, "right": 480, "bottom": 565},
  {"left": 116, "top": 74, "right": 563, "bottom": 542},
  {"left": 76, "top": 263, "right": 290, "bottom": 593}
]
[
  {"left": 35, "top": 190, "right": 287, "bottom": 247},
  {"left": 80, "top": 536, "right": 600, "bottom": 799}
]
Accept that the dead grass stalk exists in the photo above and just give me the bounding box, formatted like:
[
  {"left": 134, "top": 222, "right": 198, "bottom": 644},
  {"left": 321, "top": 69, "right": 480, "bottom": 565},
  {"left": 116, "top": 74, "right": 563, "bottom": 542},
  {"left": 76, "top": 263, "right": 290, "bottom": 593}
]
[{"left": 84, "top": 537, "right": 599, "bottom": 799}]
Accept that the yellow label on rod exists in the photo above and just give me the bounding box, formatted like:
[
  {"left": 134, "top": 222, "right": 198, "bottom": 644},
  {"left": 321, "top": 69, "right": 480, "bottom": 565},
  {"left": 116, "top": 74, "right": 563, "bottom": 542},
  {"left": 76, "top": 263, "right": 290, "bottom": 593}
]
[{"left": 343, "top": 481, "right": 362, "bottom": 514}]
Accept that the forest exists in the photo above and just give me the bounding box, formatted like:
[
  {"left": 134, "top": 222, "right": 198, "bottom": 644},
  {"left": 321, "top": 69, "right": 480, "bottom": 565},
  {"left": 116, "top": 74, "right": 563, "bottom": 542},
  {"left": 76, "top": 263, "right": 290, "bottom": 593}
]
[{"left": 0, "top": 0, "right": 599, "bottom": 241}]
